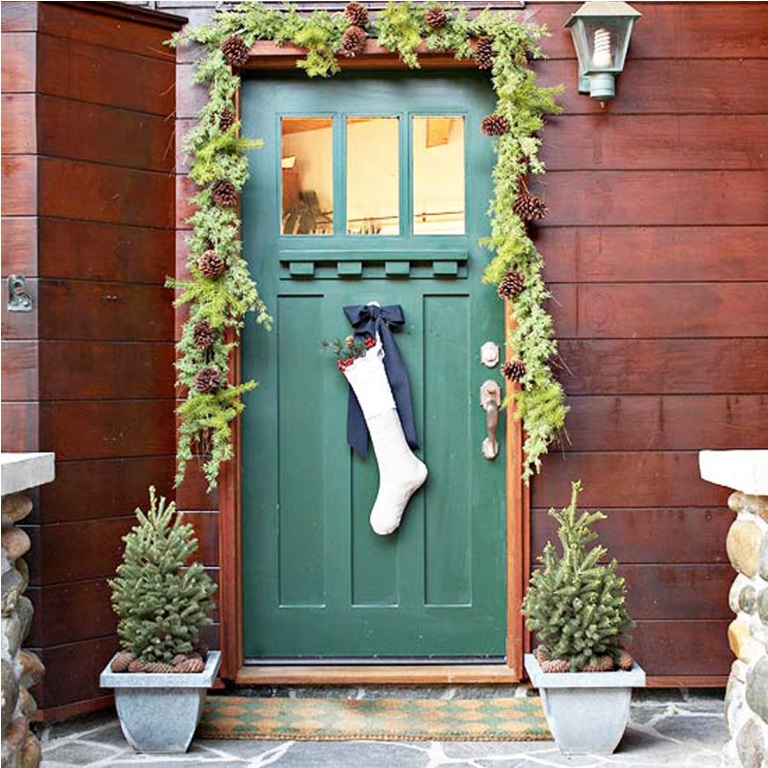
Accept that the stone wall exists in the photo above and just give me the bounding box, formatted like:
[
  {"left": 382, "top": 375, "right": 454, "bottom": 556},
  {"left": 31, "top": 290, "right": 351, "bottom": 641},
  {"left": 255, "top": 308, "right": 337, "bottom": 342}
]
[
  {"left": 725, "top": 491, "right": 768, "bottom": 768},
  {"left": 1, "top": 454, "right": 53, "bottom": 768},
  {"left": 2, "top": 492, "right": 44, "bottom": 768}
]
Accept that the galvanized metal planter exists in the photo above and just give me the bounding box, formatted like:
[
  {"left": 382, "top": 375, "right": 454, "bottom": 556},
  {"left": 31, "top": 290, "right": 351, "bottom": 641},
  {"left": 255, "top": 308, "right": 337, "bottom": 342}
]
[
  {"left": 100, "top": 651, "right": 221, "bottom": 753},
  {"left": 524, "top": 653, "right": 646, "bottom": 755}
]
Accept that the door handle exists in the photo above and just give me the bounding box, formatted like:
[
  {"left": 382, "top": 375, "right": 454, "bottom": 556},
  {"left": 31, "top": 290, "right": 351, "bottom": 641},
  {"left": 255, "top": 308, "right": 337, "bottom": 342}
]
[{"left": 480, "top": 380, "right": 502, "bottom": 460}]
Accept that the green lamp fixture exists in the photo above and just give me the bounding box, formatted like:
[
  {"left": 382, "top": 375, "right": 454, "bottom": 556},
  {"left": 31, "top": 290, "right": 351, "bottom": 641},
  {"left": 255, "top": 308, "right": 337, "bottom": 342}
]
[{"left": 565, "top": 1, "right": 641, "bottom": 101}]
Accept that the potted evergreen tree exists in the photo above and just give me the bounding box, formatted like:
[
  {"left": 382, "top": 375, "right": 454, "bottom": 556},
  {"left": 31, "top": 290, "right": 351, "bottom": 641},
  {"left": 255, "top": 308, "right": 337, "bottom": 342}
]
[
  {"left": 100, "top": 487, "right": 220, "bottom": 753},
  {"left": 522, "top": 481, "right": 645, "bottom": 755}
]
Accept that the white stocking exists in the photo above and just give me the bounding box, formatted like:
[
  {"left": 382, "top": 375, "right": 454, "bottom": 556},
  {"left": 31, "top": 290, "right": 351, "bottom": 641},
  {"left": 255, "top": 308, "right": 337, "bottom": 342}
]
[{"left": 344, "top": 339, "right": 428, "bottom": 535}]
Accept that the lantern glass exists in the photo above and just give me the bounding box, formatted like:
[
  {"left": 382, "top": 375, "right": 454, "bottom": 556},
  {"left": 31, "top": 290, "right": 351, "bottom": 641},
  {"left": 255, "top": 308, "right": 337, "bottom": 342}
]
[
  {"left": 566, "top": 1, "right": 641, "bottom": 100},
  {"left": 581, "top": 18, "right": 632, "bottom": 72}
]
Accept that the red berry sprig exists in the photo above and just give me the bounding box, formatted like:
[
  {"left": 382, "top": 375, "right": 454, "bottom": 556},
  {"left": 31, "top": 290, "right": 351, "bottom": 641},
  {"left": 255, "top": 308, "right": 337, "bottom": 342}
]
[{"left": 325, "top": 335, "right": 376, "bottom": 373}]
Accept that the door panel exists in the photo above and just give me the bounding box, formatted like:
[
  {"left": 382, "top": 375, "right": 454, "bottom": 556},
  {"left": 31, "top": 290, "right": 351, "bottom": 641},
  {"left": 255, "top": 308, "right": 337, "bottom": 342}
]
[{"left": 241, "top": 72, "right": 506, "bottom": 661}]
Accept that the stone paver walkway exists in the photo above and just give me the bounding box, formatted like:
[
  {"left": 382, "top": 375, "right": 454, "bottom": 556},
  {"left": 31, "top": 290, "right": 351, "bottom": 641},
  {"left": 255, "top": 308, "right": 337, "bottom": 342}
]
[{"left": 37, "top": 688, "right": 726, "bottom": 767}]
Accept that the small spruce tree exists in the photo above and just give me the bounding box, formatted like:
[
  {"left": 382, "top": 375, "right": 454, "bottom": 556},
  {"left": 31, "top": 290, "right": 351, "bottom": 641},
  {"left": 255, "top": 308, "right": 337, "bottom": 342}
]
[
  {"left": 522, "top": 481, "right": 633, "bottom": 671},
  {"left": 109, "top": 487, "right": 217, "bottom": 663}
]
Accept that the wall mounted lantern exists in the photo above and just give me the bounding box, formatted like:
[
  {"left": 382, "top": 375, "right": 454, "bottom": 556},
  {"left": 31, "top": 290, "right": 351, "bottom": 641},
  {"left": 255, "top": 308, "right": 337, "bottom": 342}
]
[{"left": 565, "top": 1, "right": 641, "bottom": 102}]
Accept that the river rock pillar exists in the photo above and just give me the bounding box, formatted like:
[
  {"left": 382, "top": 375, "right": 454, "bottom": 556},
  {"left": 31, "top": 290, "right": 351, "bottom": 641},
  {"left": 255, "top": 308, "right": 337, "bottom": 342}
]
[
  {"left": 1, "top": 453, "right": 55, "bottom": 768},
  {"left": 700, "top": 450, "right": 768, "bottom": 768}
]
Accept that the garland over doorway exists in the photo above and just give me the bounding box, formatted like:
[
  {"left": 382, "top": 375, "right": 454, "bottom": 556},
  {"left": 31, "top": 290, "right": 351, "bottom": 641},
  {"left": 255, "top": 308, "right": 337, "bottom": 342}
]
[{"left": 170, "top": 1, "right": 567, "bottom": 490}]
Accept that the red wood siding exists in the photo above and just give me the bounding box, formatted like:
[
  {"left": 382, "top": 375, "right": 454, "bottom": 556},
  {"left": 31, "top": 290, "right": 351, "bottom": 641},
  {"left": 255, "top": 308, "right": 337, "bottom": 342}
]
[
  {"left": 0, "top": 1, "right": 184, "bottom": 718},
  {"left": 2, "top": 0, "right": 763, "bottom": 709},
  {"left": 529, "top": 1, "right": 767, "bottom": 683},
  {"left": 161, "top": 0, "right": 768, "bottom": 685}
]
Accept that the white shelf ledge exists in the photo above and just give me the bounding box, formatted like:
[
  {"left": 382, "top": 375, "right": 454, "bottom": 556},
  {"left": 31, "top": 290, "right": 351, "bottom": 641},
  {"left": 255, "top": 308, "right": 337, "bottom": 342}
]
[
  {"left": 699, "top": 450, "right": 768, "bottom": 495},
  {"left": 1, "top": 453, "right": 56, "bottom": 496}
]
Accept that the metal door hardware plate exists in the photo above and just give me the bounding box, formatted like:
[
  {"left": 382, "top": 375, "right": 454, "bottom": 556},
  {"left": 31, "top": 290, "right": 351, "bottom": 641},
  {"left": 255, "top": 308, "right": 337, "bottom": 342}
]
[
  {"left": 7, "top": 275, "right": 33, "bottom": 312},
  {"left": 480, "top": 341, "right": 500, "bottom": 368}
]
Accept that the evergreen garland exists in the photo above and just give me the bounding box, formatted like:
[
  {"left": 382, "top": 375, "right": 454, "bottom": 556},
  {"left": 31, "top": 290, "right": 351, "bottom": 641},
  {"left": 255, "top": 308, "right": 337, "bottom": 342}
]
[
  {"left": 109, "top": 487, "right": 217, "bottom": 663},
  {"left": 522, "top": 481, "right": 634, "bottom": 671},
  {"left": 170, "top": 1, "right": 567, "bottom": 489}
]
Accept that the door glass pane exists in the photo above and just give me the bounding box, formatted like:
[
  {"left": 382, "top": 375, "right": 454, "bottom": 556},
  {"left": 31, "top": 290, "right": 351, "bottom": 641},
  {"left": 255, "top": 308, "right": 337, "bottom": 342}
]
[
  {"left": 281, "top": 117, "right": 333, "bottom": 235},
  {"left": 413, "top": 116, "right": 465, "bottom": 235},
  {"left": 347, "top": 117, "right": 399, "bottom": 235}
]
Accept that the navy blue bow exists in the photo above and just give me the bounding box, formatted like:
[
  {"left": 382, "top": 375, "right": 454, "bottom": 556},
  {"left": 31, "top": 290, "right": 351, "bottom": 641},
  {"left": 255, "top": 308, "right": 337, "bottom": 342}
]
[{"left": 344, "top": 304, "right": 419, "bottom": 458}]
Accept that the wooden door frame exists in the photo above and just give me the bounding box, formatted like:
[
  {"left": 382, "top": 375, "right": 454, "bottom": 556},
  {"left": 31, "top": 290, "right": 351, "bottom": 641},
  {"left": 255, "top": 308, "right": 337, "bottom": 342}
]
[{"left": 217, "top": 40, "right": 529, "bottom": 685}]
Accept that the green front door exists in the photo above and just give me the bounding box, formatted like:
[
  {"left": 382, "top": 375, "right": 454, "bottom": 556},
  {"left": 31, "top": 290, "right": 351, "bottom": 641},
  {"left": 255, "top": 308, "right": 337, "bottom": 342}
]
[{"left": 241, "top": 71, "right": 507, "bottom": 661}]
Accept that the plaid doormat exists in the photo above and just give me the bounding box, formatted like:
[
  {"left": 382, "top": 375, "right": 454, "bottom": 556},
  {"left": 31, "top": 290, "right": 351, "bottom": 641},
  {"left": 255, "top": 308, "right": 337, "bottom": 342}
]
[{"left": 197, "top": 696, "right": 551, "bottom": 742}]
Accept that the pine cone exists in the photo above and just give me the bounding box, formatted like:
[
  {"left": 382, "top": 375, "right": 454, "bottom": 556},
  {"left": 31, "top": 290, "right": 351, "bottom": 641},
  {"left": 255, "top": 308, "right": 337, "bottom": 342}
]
[
  {"left": 541, "top": 658, "right": 570, "bottom": 673},
  {"left": 475, "top": 36, "right": 494, "bottom": 70},
  {"left": 340, "top": 26, "right": 367, "bottom": 57},
  {"left": 344, "top": 2, "right": 369, "bottom": 28},
  {"left": 128, "top": 660, "right": 148, "bottom": 673},
  {"left": 211, "top": 179, "right": 238, "bottom": 208},
  {"left": 618, "top": 650, "right": 634, "bottom": 671},
  {"left": 221, "top": 35, "right": 250, "bottom": 68},
  {"left": 501, "top": 360, "right": 526, "bottom": 383},
  {"left": 497, "top": 270, "right": 525, "bottom": 300},
  {"left": 193, "top": 319, "right": 218, "bottom": 349},
  {"left": 481, "top": 113, "right": 510, "bottom": 136},
  {"left": 176, "top": 657, "right": 205, "bottom": 673},
  {"left": 580, "top": 655, "right": 615, "bottom": 673},
  {"left": 533, "top": 645, "right": 549, "bottom": 664},
  {"left": 219, "top": 109, "right": 236, "bottom": 132},
  {"left": 513, "top": 193, "right": 548, "bottom": 221},
  {"left": 194, "top": 366, "right": 221, "bottom": 394},
  {"left": 143, "top": 661, "right": 177, "bottom": 674},
  {"left": 172, "top": 654, "right": 188, "bottom": 666},
  {"left": 111, "top": 651, "right": 135, "bottom": 673},
  {"left": 425, "top": 6, "right": 447, "bottom": 30},
  {"left": 197, "top": 249, "right": 227, "bottom": 280}
]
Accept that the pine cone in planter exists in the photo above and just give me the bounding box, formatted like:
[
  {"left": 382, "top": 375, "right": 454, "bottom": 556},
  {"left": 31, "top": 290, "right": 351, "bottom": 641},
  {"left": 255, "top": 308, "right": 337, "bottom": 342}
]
[
  {"left": 194, "top": 366, "right": 221, "bottom": 394},
  {"left": 221, "top": 35, "right": 250, "bottom": 68},
  {"left": 533, "top": 645, "right": 549, "bottom": 664},
  {"left": 111, "top": 651, "right": 135, "bottom": 672},
  {"left": 425, "top": 6, "right": 447, "bottom": 30},
  {"left": 513, "top": 192, "right": 548, "bottom": 222},
  {"left": 580, "top": 655, "right": 615, "bottom": 673},
  {"left": 143, "top": 661, "right": 177, "bottom": 674},
  {"left": 541, "top": 658, "right": 570, "bottom": 673},
  {"left": 211, "top": 179, "right": 238, "bottom": 208},
  {"left": 497, "top": 270, "right": 525, "bottom": 300},
  {"left": 501, "top": 360, "right": 526, "bottom": 383},
  {"left": 127, "top": 659, "right": 148, "bottom": 673},
  {"left": 340, "top": 26, "right": 367, "bottom": 57},
  {"left": 219, "top": 109, "right": 236, "bottom": 132},
  {"left": 618, "top": 649, "right": 634, "bottom": 671},
  {"left": 344, "top": 2, "right": 369, "bottom": 28},
  {"left": 481, "top": 113, "right": 510, "bottom": 136},
  {"left": 197, "top": 249, "right": 227, "bottom": 280},
  {"left": 177, "top": 657, "right": 205, "bottom": 673},
  {"left": 475, "top": 36, "right": 495, "bottom": 70}
]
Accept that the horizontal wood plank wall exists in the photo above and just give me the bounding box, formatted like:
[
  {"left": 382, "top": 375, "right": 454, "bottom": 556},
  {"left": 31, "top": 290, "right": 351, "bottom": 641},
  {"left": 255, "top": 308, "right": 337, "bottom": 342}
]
[
  {"left": 1, "top": 4, "right": 39, "bottom": 458},
  {"left": 1, "top": 1, "right": 184, "bottom": 720},
  {"left": 135, "top": 0, "right": 767, "bottom": 688},
  {"left": 527, "top": 0, "right": 767, "bottom": 684}
]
